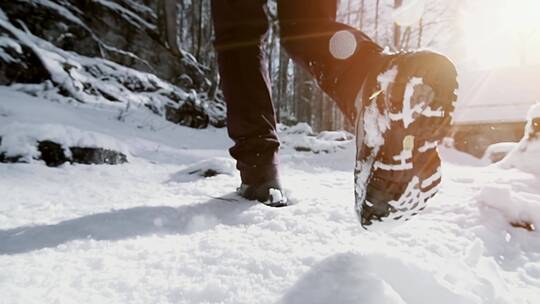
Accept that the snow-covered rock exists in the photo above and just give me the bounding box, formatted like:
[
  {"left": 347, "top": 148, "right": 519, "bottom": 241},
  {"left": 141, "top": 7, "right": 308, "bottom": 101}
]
[{"left": 0, "top": 123, "right": 128, "bottom": 166}]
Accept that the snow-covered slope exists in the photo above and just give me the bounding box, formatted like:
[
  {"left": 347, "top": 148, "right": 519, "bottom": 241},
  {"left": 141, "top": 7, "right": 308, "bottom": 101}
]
[
  {"left": 1, "top": 89, "right": 539, "bottom": 304},
  {"left": 0, "top": 1, "right": 226, "bottom": 128}
]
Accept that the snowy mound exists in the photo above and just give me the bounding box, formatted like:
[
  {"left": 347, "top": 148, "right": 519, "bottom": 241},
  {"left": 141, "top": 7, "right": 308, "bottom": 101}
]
[
  {"left": 171, "top": 158, "right": 236, "bottom": 183},
  {"left": 482, "top": 142, "right": 518, "bottom": 164},
  {"left": 280, "top": 253, "right": 408, "bottom": 304},
  {"left": 478, "top": 184, "right": 538, "bottom": 231},
  {"left": 279, "top": 123, "right": 354, "bottom": 154}
]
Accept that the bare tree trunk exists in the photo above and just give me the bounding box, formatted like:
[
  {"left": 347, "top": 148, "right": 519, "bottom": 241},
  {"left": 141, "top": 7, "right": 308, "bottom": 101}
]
[
  {"left": 178, "top": 0, "right": 184, "bottom": 45},
  {"left": 277, "top": 47, "right": 290, "bottom": 122},
  {"left": 393, "top": 0, "right": 403, "bottom": 49},
  {"left": 191, "top": 0, "right": 197, "bottom": 56},
  {"left": 400, "top": 26, "right": 412, "bottom": 50},
  {"left": 196, "top": 0, "right": 204, "bottom": 59},
  {"left": 312, "top": 88, "right": 323, "bottom": 131},
  {"left": 158, "top": 0, "right": 183, "bottom": 58},
  {"left": 375, "top": 0, "right": 380, "bottom": 42},
  {"left": 359, "top": 0, "right": 365, "bottom": 29},
  {"left": 267, "top": 6, "right": 279, "bottom": 107},
  {"left": 208, "top": 59, "right": 219, "bottom": 100},
  {"left": 417, "top": 18, "right": 424, "bottom": 48},
  {"left": 346, "top": 0, "right": 352, "bottom": 23},
  {"left": 323, "top": 95, "right": 333, "bottom": 130},
  {"left": 267, "top": 31, "right": 276, "bottom": 97}
]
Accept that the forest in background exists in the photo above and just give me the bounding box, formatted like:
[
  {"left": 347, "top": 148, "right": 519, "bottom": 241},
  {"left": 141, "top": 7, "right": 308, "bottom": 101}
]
[{"left": 175, "top": 0, "right": 461, "bottom": 131}]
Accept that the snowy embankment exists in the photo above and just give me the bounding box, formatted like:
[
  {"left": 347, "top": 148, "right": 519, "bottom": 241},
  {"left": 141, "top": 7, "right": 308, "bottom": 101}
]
[
  {"left": 1, "top": 88, "right": 539, "bottom": 303},
  {"left": 0, "top": 4, "right": 225, "bottom": 129}
]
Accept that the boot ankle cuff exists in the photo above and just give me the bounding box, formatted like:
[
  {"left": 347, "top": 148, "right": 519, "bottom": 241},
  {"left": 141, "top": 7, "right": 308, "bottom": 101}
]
[{"left": 240, "top": 164, "right": 279, "bottom": 185}]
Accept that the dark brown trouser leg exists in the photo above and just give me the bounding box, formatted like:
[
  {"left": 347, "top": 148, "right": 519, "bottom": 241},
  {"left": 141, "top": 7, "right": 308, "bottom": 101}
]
[
  {"left": 211, "top": 0, "right": 279, "bottom": 185},
  {"left": 278, "top": 0, "right": 383, "bottom": 122},
  {"left": 211, "top": 0, "right": 383, "bottom": 185}
]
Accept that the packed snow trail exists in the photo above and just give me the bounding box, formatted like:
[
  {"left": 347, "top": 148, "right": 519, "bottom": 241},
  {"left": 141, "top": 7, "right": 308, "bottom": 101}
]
[{"left": 1, "top": 89, "right": 539, "bottom": 303}]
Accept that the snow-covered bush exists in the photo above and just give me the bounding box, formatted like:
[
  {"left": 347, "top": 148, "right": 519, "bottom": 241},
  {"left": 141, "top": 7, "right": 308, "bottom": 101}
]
[{"left": 499, "top": 103, "right": 540, "bottom": 174}]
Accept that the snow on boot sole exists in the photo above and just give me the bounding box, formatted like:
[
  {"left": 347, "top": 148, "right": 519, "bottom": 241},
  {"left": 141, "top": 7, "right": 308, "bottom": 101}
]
[{"left": 354, "top": 51, "right": 458, "bottom": 230}]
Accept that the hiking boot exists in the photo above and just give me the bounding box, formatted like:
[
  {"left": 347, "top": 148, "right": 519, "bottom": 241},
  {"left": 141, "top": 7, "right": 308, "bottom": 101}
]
[
  {"left": 237, "top": 179, "right": 288, "bottom": 207},
  {"left": 354, "top": 50, "right": 458, "bottom": 228}
]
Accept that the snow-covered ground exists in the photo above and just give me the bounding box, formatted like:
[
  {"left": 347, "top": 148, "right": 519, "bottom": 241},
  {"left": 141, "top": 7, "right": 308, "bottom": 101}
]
[{"left": 1, "top": 88, "right": 539, "bottom": 304}]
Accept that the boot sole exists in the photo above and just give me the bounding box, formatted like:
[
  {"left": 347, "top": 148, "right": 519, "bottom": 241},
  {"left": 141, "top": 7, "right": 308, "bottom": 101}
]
[{"left": 354, "top": 51, "right": 458, "bottom": 229}]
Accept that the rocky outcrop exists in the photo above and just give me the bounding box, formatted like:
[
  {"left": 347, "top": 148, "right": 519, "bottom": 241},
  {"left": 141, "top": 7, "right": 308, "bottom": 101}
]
[
  {"left": 0, "top": 0, "right": 225, "bottom": 128},
  {"left": 1, "top": 0, "right": 207, "bottom": 90},
  {"left": 0, "top": 27, "right": 50, "bottom": 84}
]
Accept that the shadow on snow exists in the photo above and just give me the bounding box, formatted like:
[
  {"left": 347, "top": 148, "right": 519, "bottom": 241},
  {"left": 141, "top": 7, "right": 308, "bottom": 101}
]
[{"left": 0, "top": 195, "right": 252, "bottom": 255}]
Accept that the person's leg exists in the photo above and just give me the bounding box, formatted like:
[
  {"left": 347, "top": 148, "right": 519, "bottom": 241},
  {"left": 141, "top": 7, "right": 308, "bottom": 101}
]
[
  {"left": 277, "top": 0, "right": 383, "bottom": 123},
  {"left": 211, "top": 0, "right": 279, "bottom": 186}
]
